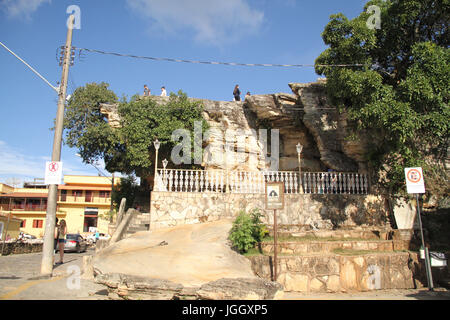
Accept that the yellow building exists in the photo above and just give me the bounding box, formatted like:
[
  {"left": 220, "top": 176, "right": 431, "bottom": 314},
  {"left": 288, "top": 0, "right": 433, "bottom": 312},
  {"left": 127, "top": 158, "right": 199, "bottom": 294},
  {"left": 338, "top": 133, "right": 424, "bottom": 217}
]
[
  {"left": 0, "top": 175, "right": 119, "bottom": 238},
  {"left": 0, "top": 212, "right": 22, "bottom": 240}
]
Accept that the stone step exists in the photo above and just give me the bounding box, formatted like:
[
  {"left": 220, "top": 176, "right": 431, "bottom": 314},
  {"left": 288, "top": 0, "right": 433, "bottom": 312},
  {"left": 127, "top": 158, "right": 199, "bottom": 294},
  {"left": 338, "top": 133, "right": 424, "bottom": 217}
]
[
  {"left": 260, "top": 239, "right": 410, "bottom": 254},
  {"left": 127, "top": 226, "right": 149, "bottom": 233},
  {"left": 268, "top": 228, "right": 392, "bottom": 240}
]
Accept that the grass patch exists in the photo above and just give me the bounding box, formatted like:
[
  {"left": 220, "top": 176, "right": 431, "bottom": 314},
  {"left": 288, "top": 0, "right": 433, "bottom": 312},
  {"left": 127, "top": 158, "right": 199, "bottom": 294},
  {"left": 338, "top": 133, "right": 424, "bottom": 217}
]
[{"left": 242, "top": 247, "right": 265, "bottom": 257}]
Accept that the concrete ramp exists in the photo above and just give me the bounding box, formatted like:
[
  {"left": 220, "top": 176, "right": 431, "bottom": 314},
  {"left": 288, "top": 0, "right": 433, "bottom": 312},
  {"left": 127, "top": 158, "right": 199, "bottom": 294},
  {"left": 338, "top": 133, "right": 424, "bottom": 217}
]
[{"left": 92, "top": 219, "right": 257, "bottom": 287}]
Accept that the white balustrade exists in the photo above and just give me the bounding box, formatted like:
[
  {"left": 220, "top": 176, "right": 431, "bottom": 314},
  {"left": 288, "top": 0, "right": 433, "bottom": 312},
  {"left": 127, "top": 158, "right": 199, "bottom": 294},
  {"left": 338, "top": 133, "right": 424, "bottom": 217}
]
[{"left": 156, "top": 169, "right": 369, "bottom": 194}]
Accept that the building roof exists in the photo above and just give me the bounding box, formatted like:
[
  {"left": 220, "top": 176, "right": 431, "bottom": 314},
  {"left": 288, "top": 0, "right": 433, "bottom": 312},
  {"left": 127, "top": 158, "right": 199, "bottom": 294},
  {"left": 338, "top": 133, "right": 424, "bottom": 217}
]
[{"left": 0, "top": 193, "right": 48, "bottom": 198}]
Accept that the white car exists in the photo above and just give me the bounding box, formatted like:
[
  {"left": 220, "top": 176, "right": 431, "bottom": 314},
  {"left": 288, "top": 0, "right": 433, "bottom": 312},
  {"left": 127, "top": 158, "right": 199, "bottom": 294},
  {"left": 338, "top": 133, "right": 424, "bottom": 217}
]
[{"left": 98, "top": 233, "right": 111, "bottom": 241}]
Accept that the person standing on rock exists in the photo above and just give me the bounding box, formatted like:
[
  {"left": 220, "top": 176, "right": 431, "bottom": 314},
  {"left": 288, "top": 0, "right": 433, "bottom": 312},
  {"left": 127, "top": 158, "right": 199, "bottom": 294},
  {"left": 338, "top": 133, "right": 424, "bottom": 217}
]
[
  {"left": 143, "top": 84, "right": 151, "bottom": 96},
  {"left": 160, "top": 86, "right": 167, "bottom": 97},
  {"left": 233, "top": 84, "right": 241, "bottom": 101},
  {"left": 56, "top": 219, "right": 67, "bottom": 265}
]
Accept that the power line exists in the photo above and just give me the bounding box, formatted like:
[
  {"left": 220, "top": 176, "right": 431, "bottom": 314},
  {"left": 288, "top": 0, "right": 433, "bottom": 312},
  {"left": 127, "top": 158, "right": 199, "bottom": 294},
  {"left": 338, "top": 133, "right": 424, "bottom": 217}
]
[
  {"left": 1, "top": 41, "right": 59, "bottom": 93},
  {"left": 73, "top": 46, "right": 366, "bottom": 69}
]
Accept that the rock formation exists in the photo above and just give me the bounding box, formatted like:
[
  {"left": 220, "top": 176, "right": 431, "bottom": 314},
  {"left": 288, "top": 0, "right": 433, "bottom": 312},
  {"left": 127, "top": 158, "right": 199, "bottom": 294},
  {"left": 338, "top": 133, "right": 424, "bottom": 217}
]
[
  {"left": 100, "top": 80, "right": 370, "bottom": 173},
  {"left": 91, "top": 219, "right": 284, "bottom": 300}
]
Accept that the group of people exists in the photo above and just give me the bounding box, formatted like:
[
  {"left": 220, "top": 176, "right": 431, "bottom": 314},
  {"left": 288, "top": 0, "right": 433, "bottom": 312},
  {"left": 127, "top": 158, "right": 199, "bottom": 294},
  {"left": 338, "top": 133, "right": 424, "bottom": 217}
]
[
  {"left": 233, "top": 84, "right": 251, "bottom": 101},
  {"left": 143, "top": 84, "right": 167, "bottom": 97},
  {"left": 54, "top": 217, "right": 67, "bottom": 265},
  {"left": 143, "top": 83, "right": 251, "bottom": 101}
]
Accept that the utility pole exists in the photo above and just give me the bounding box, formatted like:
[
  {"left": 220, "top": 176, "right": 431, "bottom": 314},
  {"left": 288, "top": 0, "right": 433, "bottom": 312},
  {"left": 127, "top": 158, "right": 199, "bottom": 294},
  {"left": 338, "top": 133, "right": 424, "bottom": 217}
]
[{"left": 40, "top": 15, "right": 75, "bottom": 276}]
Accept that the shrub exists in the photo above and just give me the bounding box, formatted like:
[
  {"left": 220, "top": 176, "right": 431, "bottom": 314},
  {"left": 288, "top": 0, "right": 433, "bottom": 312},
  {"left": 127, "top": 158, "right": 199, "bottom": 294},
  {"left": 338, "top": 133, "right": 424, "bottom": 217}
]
[{"left": 229, "top": 209, "right": 268, "bottom": 253}]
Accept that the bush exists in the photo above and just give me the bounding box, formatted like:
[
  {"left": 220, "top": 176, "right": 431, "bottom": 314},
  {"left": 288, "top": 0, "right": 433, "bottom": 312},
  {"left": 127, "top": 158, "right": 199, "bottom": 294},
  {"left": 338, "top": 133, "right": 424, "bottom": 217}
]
[{"left": 229, "top": 209, "right": 268, "bottom": 253}]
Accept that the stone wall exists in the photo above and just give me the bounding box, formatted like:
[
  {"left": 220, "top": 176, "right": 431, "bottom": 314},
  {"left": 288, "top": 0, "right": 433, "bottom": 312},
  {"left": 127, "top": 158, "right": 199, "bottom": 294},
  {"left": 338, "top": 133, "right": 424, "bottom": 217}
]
[
  {"left": 249, "top": 252, "right": 418, "bottom": 293},
  {"left": 150, "top": 192, "right": 389, "bottom": 230},
  {"left": 1, "top": 242, "right": 43, "bottom": 256}
]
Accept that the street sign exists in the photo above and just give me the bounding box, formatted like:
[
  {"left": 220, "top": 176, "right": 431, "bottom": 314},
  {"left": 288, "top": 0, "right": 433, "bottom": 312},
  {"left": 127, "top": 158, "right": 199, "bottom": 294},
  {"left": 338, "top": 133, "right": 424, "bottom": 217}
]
[
  {"left": 265, "top": 182, "right": 284, "bottom": 210},
  {"left": 45, "top": 161, "right": 63, "bottom": 185},
  {"left": 404, "top": 167, "right": 425, "bottom": 194}
]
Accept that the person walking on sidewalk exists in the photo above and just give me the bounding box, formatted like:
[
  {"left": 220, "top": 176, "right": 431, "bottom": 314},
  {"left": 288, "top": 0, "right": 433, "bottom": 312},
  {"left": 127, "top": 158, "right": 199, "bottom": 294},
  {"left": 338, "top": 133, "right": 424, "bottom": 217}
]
[{"left": 56, "top": 219, "right": 67, "bottom": 265}]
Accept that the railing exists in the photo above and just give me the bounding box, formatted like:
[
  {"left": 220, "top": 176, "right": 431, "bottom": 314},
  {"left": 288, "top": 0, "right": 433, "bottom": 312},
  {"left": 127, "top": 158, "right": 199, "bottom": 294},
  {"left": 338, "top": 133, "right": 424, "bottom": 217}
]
[
  {"left": 155, "top": 169, "right": 369, "bottom": 195},
  {"left": 0, "top": 204, "right": 47, "bottom": 212},
  {"left": 58, "top": 196, "right": 111, "bottom": 204}
]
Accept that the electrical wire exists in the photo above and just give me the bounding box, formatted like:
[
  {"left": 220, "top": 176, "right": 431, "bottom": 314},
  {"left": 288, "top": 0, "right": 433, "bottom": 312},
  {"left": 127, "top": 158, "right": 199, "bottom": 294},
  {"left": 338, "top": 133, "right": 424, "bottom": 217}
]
[{"left": 73, "top": 47, "right": 366, "bottom": 69}]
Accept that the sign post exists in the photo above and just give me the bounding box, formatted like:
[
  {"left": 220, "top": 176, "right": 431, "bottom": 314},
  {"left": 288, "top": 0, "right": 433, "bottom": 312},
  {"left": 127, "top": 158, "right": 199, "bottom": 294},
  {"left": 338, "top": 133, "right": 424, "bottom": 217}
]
[
  {"left": 266, "top": 182, "right": 284, "bottom": 281},
  {"left": 404, "top": 167, "right": 433, "bottom": 291}
]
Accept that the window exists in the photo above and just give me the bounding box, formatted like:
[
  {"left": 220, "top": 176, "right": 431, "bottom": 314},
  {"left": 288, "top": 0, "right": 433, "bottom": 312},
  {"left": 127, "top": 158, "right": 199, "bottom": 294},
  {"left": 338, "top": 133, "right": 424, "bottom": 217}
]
[
  {"left": 32, "top": 220, "right": 43, "bottom": 228},
  {"left": 72, "top": 190, "right": 83, "bottom": 201},
  {"left": 85, "top": 190, "right": 93, "bottom": 203},
  {"left": 99, "top": 191, "right": 110, "bottom": 202},
  {"left": 20, "top": 220, "right": 26, "bottom": 228},
  {"left": 60, "top": 190, "right": 67, "bottom": 202},
  {"left": 99, "top": 191, "right": 110, "bottom": 198}
]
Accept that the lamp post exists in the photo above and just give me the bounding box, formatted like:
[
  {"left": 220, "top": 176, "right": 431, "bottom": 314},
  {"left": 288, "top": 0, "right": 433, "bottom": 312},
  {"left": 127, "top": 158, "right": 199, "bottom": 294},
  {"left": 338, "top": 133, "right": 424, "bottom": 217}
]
[
  {"left": 153, "top": 139, "right": 160, "bottom": 189},
  {"left": 296, "top": 143, "right": 303, "bottom": 193},
  {"left": 162, "top": 158, "right": 168, "bottom": 189}
]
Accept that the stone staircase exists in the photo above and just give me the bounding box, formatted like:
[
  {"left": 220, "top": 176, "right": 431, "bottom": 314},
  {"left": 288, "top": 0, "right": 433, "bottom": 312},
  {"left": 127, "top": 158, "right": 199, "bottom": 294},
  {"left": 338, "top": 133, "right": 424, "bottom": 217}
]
[
  {"left": 248, "top": 225, "right": 428, "bottom": 293},
  {"left": 123, "top": 213, "right": 151, "bottom": 238},
  {"left": 263, "top": 225, "right": 412, "bottom": 255}
]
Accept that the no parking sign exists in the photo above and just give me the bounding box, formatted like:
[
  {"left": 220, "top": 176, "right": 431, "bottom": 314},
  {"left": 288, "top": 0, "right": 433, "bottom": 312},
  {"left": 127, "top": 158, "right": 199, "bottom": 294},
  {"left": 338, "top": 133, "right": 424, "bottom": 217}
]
[
  {"left": 45, "top": 161, "right": 63, "bottom": 185},
  {"left": 404, "top": 167, "right": 425, "bottom": 194}
]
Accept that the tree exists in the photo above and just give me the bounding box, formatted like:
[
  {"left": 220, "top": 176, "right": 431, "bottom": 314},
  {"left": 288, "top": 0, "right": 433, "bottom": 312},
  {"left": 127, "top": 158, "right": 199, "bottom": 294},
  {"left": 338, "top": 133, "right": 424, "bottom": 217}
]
[
  {"left": 64, "top": 84, "right": 208, "bottom": 180},
  {"left": 315, "top": 0, "right": 449, "bottom": 199},
  {"left": 111, "top": 175, "right": 140, "bottom": 211},
  {"left": 64, "top": 82, "right": 119, "bottom": 165}
]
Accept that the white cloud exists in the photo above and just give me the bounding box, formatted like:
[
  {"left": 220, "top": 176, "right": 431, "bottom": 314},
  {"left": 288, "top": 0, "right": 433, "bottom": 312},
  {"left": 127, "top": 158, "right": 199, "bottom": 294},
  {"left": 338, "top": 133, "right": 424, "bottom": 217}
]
[
  {"left": 0, "top": 0, "right": 51, "bottom": 20},
  {"left": 126, "top": 0, "right": 264, "bottom": 46},
  {"left": 0, "top": 140, "right": 45, "bottom": 180},
  {"left": 0, "top": 141, "right": 102, "bottom": 185}
]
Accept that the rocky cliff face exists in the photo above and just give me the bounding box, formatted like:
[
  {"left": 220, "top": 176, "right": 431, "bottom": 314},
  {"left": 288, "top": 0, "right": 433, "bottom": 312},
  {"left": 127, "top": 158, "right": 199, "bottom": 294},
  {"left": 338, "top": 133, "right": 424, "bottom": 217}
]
[{"left": 100, "top": 80, "right": 369, "bottom": 173}]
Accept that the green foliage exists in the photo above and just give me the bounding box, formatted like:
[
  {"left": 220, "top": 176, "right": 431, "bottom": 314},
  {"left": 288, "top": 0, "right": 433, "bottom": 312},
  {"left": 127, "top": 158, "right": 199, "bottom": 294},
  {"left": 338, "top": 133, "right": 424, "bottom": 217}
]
[
  {"left": 111, "top": 175, "right": 140, "bottom": 211},
  {"left": 229, "top": 209, "right": 268, "bottom": 253},
  {"left": 64, "top": 85, "right": 208, "bottom": 178},
  {"left": 64, "top": 82, "right": 119, "bottom": 163},
  {"left": 315, "top": 0, "right": 449, "bottom": 197},
  {"left": 117, "top": 91, "right": 209, "bottom": 176}
]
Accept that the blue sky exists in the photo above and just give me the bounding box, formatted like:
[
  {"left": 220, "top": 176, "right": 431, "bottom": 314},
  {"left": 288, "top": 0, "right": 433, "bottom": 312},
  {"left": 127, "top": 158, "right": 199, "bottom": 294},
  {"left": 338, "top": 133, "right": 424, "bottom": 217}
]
[{"left": 0, "top": 0, "right": 366, "bottom": 186}]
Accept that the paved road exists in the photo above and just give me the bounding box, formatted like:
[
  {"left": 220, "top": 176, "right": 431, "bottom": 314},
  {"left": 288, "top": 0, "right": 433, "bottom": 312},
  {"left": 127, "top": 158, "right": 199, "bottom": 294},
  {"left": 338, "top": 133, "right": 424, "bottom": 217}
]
[
  {"left": 1, "top": 247, "right": 449, "bottom": 300},
  {"left": 0, "top": 248, "right": 107, "bottom": 300}
]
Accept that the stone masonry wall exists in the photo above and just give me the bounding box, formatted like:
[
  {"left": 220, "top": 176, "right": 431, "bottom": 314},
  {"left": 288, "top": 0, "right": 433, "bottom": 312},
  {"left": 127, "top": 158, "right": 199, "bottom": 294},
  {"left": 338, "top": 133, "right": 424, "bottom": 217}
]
[
  {"left": 1, "top": 242, "right": 43, "bottom": 256},
  {"left": 150, "top": 192, "right": 389, "bottom": 230},
  {"left": 249, "top": 252, "right": 417, "bottom": 293}
]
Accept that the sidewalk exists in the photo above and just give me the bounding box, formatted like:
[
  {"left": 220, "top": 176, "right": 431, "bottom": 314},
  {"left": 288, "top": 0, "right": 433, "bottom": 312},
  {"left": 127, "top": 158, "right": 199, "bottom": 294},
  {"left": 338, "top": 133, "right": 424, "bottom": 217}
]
[
  {"left": 0, "top": 249, "right": 107, "bottom": 300},
  {"left": 1, "top": 249, "right": 449, "bottom": 300}
]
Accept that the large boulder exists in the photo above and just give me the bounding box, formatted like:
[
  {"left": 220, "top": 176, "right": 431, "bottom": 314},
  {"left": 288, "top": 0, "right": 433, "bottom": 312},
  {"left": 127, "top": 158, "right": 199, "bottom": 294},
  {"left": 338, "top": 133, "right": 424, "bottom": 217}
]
[
  {"left": 95, "top": 273, "right": 284, "bottom": 300},
  {"left": 92, "top": 219, "right": 283, "bottom": 300}
]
